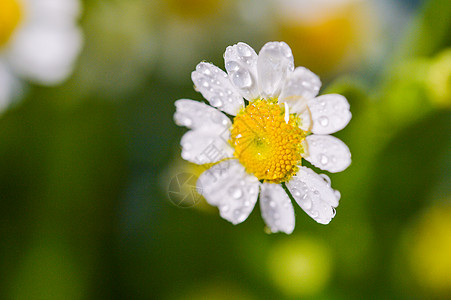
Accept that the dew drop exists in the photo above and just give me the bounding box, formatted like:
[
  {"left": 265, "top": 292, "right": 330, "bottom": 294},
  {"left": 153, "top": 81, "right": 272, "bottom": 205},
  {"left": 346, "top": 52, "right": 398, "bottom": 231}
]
[
  {"left": 221, "top": 204, "right": 229, "bottom": 212},
  {"left": 210, "top": 111, "right": 225, "bottom": 125},
  {"left": 228, "top": 186, "right": 243, "bottom": 199},
  {"left": 210, "top": 97, "right": 223, "bottom": 108},
  {"left": 183, "top": 118, "right": 193, "bottom": 127},
  {"left": 311, "top": 210, "right": 319, "bottom": 218},
  {"left": 292, "top": 188, "right": 301, "bottom": 197},
  {"left": 237, "top": 44, "right": 252, "bottom": 57},
  {"left": 232, "top": 69, "right": 252, "bottom": 88},
  {"left": 269, "top": 201, "right": 276, "bottom": 208},
  {"left": 301, "top": 197, "right": 312, "bottom": 210},
  {"left": 319, "top": 154, "right": 329, "bottom": 165},
  {"left": 334, "top": 190, "right": 341, "bottom": 200},
  {"left": 319, "top": 116, "right": 329, "bottom": 127},
  {"left": 226, "top": 61, "right": 240, "bottom": 72},
  {"left": 202, "top": 80, "right": 210, "bottom": 88}
]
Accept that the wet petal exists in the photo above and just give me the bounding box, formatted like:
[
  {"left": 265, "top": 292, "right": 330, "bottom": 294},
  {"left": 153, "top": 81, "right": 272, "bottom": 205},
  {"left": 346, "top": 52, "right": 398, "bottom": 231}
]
[
  {"left": 257, "top": 41, "right": 294, "bottom": 99},
  {"left": 180, "top": 129, "right": 234, "bottom": 164},
  {"left": 309, "top": 94, "right": 351, "bottom": 134},
  {"left": 197, "top": 160, "right": 260, "bottom": 225},
  {"left": 174, "top": 99, "right": 231, "bottom": 130},
  {"left": 260, "top": 183, "right": 295, "bottom": 234},
  {"left": 191, "top": 62, "right": 244, "bottom": 116},
  {"left": 286, "top": 166, "right": 340, "bottom": 224},
  {"left": 279, "top": 67, "right": 321, "bottom": 113},
  {"left": 299, "top": 108, "right": 312, "bottom": 132},
  {"left": 304, "top": 135, "right": 351, "bottom": 173},
  {"left": 224, "top": 42, "right": 259, "bottom": 101}
]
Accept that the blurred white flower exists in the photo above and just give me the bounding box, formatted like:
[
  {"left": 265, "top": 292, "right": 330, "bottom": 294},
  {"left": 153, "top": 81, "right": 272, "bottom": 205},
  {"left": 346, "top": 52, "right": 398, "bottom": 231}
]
[
  {"left": 0, "top": 0, "right": 83, "bottom": 112},
  {"left": 174, "top": 42, "right": 351, "bottom": 234}
]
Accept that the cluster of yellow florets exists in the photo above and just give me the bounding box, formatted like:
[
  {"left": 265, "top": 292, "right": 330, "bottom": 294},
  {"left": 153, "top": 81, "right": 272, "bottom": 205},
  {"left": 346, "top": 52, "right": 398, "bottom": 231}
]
[{"left": 230, "top": 99, "right": 306, "bottom": 183}]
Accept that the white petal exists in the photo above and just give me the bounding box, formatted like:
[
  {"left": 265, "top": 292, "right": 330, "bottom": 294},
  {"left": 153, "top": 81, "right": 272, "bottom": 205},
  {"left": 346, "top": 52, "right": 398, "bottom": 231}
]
[
  {"left": 8, "top": 25, "right": 83, "bottom": 84},
  {"left": 260, "top": 183, "right": 295, "bottom": 234},
  {"left": 304, "top": 135, "right": 351, "bottom": 173},
  {"left": 286, "top": 166, "right": 340, "bottom": 224},
  {"left": 224, "top": 42, "right": 259, "bottom": 101},
  {"left": 309, "top": 94, "right": 352, "bottom": 134},
  {"left": 197, "top": 160, "right": 260, "bottom": 225},
  {"left": 174, "top": 99, "right": 232, "bottom": 130},
  {"left": 299, "top": 108, "right": 312, "bottom": 132},
  {"left": 180, "top": 129, "right": 234, "bottom": 164},
  {"left": 257, "top": 41, "right": 294, "bottom": 99},
  {"left": 191, "top": 62, "right": 244, "bottom": 116},
  {"left": 279, "top": 67, "right": 321, "bottom": 113}
]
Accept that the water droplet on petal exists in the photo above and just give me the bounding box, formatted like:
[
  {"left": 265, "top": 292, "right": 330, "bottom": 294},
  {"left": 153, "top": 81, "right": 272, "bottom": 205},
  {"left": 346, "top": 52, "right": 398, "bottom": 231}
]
[
  {"left": 292, "top": 188, "right": 301, "bottom": 197},
  {"left": 237, "top": 44, "right": 252, "bottom": 57},
  {"left": 334, "top": 190, "right": 341, "bottom": 200},
  {"left": 301, "top": 197, "right": 312, "bottom": 210},
  {"left": 269, "top": 201, "right": 276, "bottom": 208},
  {"left": 226, "top": 61, "right": 240, "bottom": 72},
  {"left": 228, "top": 186, "right": 243, "bottom": 199},
  {"left": 232, "top": 69, "right": 252, "bottom": 88},
  {"left": 319, "top": 154, "right": 329, "bottom": 165},
  {"left": 211, "top": 97, "right": 223, "bottom": 108},
  {"left": 319, "top": 116, "right": 329, "bottom": 127}
]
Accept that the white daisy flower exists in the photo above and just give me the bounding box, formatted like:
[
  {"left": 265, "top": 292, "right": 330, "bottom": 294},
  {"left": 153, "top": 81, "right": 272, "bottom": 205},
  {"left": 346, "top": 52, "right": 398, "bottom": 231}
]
[
  {"left": 0, "top": 0, "right": 83, "bottom": 112},
  {"left": 174, "top": 41, "right": 351, "bottom": 234}
]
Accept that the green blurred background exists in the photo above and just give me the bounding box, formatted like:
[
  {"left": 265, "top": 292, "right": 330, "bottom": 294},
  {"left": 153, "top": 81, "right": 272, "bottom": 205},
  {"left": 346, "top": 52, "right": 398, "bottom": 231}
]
[{"left": 1, "top": 0, "right": 450, "bottom": 299}]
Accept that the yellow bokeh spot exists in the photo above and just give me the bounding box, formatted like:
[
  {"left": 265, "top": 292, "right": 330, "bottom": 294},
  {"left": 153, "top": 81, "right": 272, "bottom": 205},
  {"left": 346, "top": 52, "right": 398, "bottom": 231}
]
[
  {"left": 267, "top": 237, "right": 333, "bottom": 297},
  {"left": 0, "top": 0, "right": 22, "bottom": 47},
  {"left": 276, "top": 0, "right": 373, "bottom": 76},
  {"left": 409, "top": 203, "right": 451, "bottom": 294},
  {"left": 230, "top": 99, "right": 306, "bottom": 183},
  {"left": 428, "top": 48, "right": 451, "bottom": 108}
]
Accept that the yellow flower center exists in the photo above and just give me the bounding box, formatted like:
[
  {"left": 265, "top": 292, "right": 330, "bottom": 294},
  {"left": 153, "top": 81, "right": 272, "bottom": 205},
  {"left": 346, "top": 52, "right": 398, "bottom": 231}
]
[
  {"left": 230, "top": 99, "right": 306, "bottom": 183},
  {"left": 0, "top": 0, "right": 22, "bottom": 47}
]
